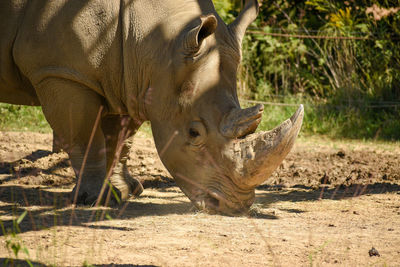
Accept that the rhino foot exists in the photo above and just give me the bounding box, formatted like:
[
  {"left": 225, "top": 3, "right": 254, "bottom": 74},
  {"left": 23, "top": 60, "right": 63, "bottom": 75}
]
[
  {"left": 71, "top": 163, "right": 143, "bottom": 206},
  {"left": 71, "top": 182, "right": 122, "bottom": 207},
  {"left": 109, "top": 163, "right": 144, "bottom": 199}
]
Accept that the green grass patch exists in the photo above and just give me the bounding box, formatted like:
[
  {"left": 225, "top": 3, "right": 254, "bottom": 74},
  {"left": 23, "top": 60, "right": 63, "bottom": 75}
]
[
  {"left": 137, "top": 121, "right": 153, "bottom": 137},
  {"left": 0, "top": 103, "right": 154, "bottom": 136},
  {"left": 249, "top": 96, "right": 400, "bottom": 141},
  {"left": 0, "top": 104, "right": 51, "bottom": 133},
  {"left": 306, "top": 104, "right": 400, "bottom": 141}
]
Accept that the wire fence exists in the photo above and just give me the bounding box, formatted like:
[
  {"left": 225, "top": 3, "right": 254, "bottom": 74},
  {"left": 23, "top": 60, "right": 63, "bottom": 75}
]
[
  {"left": 247, "top": 30, "right": 370, "bottom": 40},
  {"left": 240, "top": 98, "right": 400, "bottom": 109},
  {"left": 247, "top": 27, "right": 400, "bottom": 40},
  {"left": 245, "top": 93, "right": 400, "bottom": 104}
]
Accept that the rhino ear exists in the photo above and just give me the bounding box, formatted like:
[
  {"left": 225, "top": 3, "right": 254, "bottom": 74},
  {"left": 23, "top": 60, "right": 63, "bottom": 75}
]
[
  {"left": 228, "top": 0, "right": 259, "bottom": 47},
  {"left": 184, "top": 15, "right": 217, "bottom": 54}
]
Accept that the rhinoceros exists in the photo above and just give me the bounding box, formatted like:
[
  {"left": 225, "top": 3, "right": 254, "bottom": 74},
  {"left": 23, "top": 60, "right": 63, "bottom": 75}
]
[{"left": 0, "top": 0, "right": 303, "bottom": 214}]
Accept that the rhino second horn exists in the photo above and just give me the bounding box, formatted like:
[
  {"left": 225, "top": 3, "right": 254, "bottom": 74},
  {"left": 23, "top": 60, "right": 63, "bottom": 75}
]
[
  {"left": 220, "top": 104, "right": 264, "bottom": 138},
  {"left": 232, "top": 105, "right": 304, "bottom": 188},
  {"left": 228, "top": 0, "right": 259, "bottom": 45}
]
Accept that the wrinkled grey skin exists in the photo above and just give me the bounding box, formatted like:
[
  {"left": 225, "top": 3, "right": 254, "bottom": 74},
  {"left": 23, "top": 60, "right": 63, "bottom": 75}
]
[{"left": 0, "top": 0, "right": 303, "bottom": 214}]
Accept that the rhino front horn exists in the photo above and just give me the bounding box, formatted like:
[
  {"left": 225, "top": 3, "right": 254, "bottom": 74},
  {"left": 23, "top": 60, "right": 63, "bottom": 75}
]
[{"left": 230, "top": 105, "right": 304, "bottom": 188}]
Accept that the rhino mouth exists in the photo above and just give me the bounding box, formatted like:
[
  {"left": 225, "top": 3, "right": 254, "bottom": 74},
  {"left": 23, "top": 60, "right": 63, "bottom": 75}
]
[
  {"left": 192, "top": 192, "right": 221, "bottom": 213},
  {"left": 187, "top": 184, "right": 255, "bottom": 215}
]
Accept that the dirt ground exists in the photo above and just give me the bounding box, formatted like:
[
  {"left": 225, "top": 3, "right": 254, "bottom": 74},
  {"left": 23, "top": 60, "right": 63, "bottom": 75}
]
[{"left": 0, "top": 131, "right": 399, "bottom": 266}]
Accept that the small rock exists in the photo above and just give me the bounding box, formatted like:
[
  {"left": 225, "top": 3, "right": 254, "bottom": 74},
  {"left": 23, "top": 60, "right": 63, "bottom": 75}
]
[
  {"left": 336, "top": 150, "right": 346, "bottom": 158},
  {"left": 369, "top": 247, "right": 380, "bottom": 257}
]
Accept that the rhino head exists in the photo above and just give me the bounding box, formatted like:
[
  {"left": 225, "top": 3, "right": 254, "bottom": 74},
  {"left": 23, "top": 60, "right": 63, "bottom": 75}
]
[{"left": 141, "top": 0, "right": 304, "bottom": 215}]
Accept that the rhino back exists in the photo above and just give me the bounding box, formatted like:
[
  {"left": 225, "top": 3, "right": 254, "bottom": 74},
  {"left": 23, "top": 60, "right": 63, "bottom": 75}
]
[
  {"left": 9, "top": 0, "right": 125, "bottom": 112},
  {"left": 2, "top": 0, "right": 219, "bottom": 112}
]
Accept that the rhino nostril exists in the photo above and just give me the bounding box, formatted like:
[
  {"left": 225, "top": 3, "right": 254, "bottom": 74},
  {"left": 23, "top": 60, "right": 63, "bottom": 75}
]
[{"left": 206, "top": 194, "right": 220, "bottom": 209}]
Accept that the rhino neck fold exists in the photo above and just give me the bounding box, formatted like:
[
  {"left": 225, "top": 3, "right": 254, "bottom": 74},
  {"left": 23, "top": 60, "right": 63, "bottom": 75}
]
[{"left": 119, "top": 0, "right": 154, "bottom": 122}]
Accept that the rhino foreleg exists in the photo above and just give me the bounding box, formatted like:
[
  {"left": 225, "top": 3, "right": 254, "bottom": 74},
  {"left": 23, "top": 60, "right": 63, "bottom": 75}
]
[
  {"left": 35, "top": 78, "right": 116, "bottom": 205},
  {"left": 52, "top": 131, "right": 63, "bottom": 153},
  {"left": 102, "top": 115, "right": 144, "bottom": 200}
]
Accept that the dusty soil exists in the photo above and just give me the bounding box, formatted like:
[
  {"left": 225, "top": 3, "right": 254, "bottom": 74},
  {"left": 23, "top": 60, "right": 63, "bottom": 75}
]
[{"left": 0, "top": 131, "right": 399, "bottom": 266}]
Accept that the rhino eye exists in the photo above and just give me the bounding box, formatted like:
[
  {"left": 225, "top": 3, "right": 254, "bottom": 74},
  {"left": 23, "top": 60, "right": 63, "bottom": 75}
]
[
  {"left": 189, "top": 128, "right": 200, "bottom": 138},
  {"left": 188, "top": 121, "right": 207, "bottom": 146}
]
